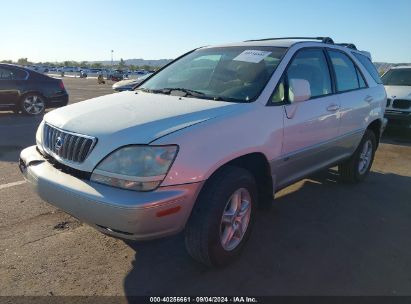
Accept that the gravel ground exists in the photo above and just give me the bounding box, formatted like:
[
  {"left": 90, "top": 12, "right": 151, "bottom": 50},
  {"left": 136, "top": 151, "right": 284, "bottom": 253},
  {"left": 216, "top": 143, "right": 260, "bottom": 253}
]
[{"left": 0, "top": 77, "right": 411, "bottom": 296}]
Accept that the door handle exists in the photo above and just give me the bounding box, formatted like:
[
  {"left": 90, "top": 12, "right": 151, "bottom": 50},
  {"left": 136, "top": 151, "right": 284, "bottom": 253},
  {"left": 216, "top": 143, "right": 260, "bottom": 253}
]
[
  {"left": 364, "top": 95, "right": 373, "bottom": 103},
  {"left": 326, "top": 104, "right": 340, "bottom": 112}
]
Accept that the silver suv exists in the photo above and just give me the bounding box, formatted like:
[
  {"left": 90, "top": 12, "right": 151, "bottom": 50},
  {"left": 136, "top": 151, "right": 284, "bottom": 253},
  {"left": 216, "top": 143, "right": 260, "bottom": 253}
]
[{"left": 20, "top": 37, "right": 387, "bottom": 266}]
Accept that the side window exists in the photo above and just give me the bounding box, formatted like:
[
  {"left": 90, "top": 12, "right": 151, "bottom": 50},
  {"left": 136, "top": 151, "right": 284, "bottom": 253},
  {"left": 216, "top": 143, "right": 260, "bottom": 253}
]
[
  {"left": 0, "top": 67, "right": 14, "bottom": 80},
  {"left": 0, "top": 67, "right": 27, "bottom": 80},
  {"left": 356, "top": 68, "right": 367, "bottom": 88},
  {"left": 328, "top": 50, "right": 360, "bottom": 92},
  {"left": 11, "top": 67, "right": 28, "bottom": 80},
  {"left": 353, "top": 52, "right": 382, "bottom": 84},
  {"left": 286, "top": 49, "right": 332, "bottom": 101}
]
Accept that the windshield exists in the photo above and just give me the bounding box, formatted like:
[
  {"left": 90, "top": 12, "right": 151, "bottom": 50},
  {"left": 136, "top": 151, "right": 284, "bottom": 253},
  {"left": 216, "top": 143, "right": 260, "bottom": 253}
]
[
  {"left": 382, "top": 68, "right": 411, "bottom": 86},
  {"left": 138, "top": 46, "right": 287, "bottom": 102}
]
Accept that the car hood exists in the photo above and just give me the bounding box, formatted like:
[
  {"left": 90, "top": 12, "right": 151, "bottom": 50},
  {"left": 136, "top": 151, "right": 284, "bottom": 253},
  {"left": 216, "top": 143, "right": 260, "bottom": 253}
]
[
  {"left": 384, "top": 85, "right": 411, "bottom": 100},
  {"left": 44, "top": 91, "right": 242, "bottom": 145}
]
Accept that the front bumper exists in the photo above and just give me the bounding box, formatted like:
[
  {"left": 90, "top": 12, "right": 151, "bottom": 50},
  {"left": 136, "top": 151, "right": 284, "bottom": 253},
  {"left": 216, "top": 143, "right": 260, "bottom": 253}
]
[
  {"left": 384, "top": 110, "right": 411, "bottom": 126},
  {"left": 19, "top": 146, "right": 203, "bottom": 240}
]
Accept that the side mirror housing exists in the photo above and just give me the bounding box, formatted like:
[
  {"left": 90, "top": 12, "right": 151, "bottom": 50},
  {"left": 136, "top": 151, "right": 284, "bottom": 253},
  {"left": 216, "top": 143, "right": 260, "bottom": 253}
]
[{"left": 289, "top": 79, "right": 311, "bottom": 102}]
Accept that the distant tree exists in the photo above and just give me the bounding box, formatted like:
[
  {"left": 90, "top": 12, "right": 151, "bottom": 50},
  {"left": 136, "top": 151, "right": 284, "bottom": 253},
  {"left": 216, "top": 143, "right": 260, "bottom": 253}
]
[
  {"left": 118, "top": 58, "right": 126, "bottom": 69},
  {"left": 17, "top": 58, "right": 30, "bottom": 65},
  {"left": 91, "top": 62, "right": 103, "bottom": 68},
  {"left": 80, "top": 61, "right": 89, "bottom": 68},
  {"left": 0, "top": 59, "right": 13, "bottom": 63},
  {"left": 142, "top": 65, "right": 152, "bottom": 71},
  {"left": 62, "top": 60, "right": 80, "bottom": 67},
  {"left": 43, "top": 61, "right": 53, "bottom": 67}
]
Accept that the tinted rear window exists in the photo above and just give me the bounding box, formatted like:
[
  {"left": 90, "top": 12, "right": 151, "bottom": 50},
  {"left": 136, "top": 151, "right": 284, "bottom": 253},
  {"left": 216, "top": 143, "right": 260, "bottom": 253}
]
[{"left": 353, "top": 53, "right": 382, "bottom": 84}]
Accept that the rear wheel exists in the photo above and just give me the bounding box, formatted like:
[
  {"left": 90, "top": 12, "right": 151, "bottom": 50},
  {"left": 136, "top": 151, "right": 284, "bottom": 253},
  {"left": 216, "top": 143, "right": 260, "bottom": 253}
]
[
  {"left": 338, "top": 129, "right": 376, "bottom": 183},
  {"left": 20, "top": 94, "right": 45, "bottom": 116},
  {"left": 185, "top": 166, "right": 257, "bottom": 267}
]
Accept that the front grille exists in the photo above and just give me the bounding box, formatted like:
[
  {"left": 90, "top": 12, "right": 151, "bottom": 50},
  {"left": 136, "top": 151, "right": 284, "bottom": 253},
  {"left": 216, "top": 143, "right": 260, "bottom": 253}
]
[
  {"left": 43, "top": 123, "right": 97, "bottom": 163},
  {"left": 392, "top": 99, "right": 411, "bottom": 110},
  {"left": 386, "top": 98, "right": 391, "bottom": 107}
]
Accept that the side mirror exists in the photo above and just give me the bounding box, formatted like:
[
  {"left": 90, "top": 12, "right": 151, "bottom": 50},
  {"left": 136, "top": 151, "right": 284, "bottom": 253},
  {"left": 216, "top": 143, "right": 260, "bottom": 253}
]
[{"left": 289, "top": 79, "right": 311, "bottom": 103}]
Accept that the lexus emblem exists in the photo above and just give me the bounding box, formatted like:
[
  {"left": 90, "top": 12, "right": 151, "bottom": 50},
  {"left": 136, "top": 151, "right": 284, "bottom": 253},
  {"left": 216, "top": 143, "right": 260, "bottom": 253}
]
[{"left": 55, "top": 136, "right": 64, "bottom": 151}]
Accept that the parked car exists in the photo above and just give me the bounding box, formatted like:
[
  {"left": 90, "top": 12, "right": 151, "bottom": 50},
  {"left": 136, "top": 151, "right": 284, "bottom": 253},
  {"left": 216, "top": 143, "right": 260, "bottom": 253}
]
[
  {"left": 88, "top": 68, "right": 102, "bottom": 75},
  {"left": 19, "top": 37, "right": 386, "bottom": 266},
  {"left": 112, "top": 73, "right": 153, "bottom": 91},
  {"left": 382, "top": 66, "right": 411, "bottom": 128},
  {"left": 108, "top": 69, "right": 124, "bottom": 81},
  {"left": 0, "top": 64, "right": 68, "bottom": 116},
  {"left": 132, "top": 70, "right": 149, "bottom": 76},
  {"left": 62, "top": 66, "right": 77, "bottom": 73}
]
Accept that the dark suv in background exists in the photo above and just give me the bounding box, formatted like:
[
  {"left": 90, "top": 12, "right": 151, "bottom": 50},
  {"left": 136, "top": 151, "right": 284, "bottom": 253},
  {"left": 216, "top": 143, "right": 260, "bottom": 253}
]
[{"left": 0, "top": 64, "right": 68, "bottom": 116}]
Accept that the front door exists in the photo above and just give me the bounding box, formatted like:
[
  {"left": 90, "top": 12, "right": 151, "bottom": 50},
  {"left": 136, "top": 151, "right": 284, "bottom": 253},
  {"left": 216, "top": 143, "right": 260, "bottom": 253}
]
[{"left": 275, "top": 48, "right": 341, "bottom": 187}]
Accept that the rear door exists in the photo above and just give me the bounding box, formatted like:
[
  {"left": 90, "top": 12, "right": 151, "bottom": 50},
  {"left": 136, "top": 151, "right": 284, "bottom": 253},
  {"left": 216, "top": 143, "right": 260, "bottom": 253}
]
[
  {"left": 275, "top": 48, "right": 341, "bottom": 187},
  {"left": 327, "top": 50, "right": 370, "bottom": 153}
]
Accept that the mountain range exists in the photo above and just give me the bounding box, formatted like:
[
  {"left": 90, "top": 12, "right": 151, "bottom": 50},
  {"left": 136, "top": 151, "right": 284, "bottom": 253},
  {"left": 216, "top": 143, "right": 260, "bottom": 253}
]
[{"left": 374, "top": 62, "right": 411, "bottom": 73}]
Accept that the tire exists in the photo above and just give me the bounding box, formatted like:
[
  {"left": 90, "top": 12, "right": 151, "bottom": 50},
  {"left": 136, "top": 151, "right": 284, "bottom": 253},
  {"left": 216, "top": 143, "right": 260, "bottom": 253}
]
[
  {"left": 20, "top": 93, "right": 45, "bottom": 116},
  {"left": 338, "top": 129, "right": 376, "bottom": 183},
  {"left": 185, "top": 166, "right": 257, "bottom": 267}
]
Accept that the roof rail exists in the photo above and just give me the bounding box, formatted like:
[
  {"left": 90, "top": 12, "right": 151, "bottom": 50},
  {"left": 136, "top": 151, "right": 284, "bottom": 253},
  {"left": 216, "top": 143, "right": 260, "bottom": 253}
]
[
  {"left": 244, "top": 37, "right": 335, "bottom": 44},
  {"left": 336, "top": 43, "right": 357, "bottom": 50}
]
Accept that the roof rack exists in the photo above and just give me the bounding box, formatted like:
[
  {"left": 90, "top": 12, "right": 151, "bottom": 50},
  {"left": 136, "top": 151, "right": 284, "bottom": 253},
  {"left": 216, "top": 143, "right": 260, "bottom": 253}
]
[
  {"left": 244, "top": 37, "right": 335, "bottom": 44},
  {"left": 243, "top": 37, "right": 363, "bottom": 52},
  {"left": 335, "top": 43, "right": 357, "bottom": 50}
]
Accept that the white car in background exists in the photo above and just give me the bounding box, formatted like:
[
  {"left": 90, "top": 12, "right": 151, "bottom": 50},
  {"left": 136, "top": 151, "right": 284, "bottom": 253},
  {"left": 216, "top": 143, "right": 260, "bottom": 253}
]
[
  {"left": 383, "top": 66, "right": 411, "bottom": 128},
  {"left": 112, "top": 73, "right": 153, "bottom": 91}
]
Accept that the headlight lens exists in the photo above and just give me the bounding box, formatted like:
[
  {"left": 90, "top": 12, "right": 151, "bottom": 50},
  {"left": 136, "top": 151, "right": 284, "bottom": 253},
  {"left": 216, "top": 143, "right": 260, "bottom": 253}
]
[{"left": 91, "top": 145, "right": 178, "bottom": 191}]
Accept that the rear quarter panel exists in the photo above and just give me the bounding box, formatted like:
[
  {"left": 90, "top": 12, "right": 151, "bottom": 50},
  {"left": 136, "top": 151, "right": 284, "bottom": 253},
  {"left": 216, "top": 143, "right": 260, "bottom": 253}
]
[{"left": 338, "top": 85, "right": 386, "bottom": 136}]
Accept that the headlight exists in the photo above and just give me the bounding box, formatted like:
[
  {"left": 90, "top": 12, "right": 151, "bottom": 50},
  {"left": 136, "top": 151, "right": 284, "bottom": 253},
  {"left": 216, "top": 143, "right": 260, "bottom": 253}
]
[{"left": 91, "top": 145, "right": 178, "bottom": 191}]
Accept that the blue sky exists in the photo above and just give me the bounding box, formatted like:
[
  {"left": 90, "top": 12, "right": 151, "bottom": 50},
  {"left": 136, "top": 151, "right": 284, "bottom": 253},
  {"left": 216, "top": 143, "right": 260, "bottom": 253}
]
[{"left": 1, "top": 0, "right": 410, "bottom": 63}]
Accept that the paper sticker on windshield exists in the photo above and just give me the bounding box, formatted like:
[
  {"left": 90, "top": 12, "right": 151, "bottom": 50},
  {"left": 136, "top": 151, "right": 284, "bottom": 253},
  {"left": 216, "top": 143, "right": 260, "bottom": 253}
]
[{"left": 233, "top": 50, "right": 272, "bottom": 63}]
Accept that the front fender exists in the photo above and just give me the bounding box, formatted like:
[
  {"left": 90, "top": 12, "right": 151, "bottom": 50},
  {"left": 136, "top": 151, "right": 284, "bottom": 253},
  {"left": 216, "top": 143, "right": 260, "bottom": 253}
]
[{"left": 152, "top": 104, "right": 284, "bottom": 186}]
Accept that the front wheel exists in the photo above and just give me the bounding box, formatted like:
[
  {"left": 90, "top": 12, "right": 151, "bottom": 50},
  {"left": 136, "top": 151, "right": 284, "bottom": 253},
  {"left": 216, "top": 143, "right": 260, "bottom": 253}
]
[
  {"left": 20, "top": 94, "right": 45, "bottom": 116},
  {"left": 338, "top": 129, "right": 376, "bottom": 183},
  {"left": 185, "top": 166, "right": 257, "bottom": 267}
]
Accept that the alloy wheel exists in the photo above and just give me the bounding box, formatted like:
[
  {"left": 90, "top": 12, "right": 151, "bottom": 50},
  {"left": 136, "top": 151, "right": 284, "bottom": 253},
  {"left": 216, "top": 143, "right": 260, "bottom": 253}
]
[
  {"left": 220, "top": 188, "right": 252, "bottom": 251},
  {"left": 358, "top": 139, "right": 373, "bottom": 174},
  {"left": 23, "top": 95, "right": 45, "bottom": 115}
]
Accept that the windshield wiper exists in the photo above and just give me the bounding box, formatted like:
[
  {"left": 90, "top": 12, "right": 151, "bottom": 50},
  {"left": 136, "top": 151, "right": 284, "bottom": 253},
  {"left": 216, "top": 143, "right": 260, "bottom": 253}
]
[
  {"left": 161, "top": 87, "right": 206, "bottom": 97},
  {"left": 137, "top": 87, "right": 246, "bottom": 103},
  {"left": 212, "top": 96, "right": 247, "bottom": 103},
  {"left": 136, "top": 87, "right": 165, "bottom": 94},
  {"left": 136, "top": 87, "right": 206, "bottom": 97}
]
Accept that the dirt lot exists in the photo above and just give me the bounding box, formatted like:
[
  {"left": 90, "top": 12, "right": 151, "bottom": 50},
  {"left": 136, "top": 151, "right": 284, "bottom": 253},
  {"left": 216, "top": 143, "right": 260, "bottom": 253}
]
[{"left": 1, "top": 77, "right": 411, "bottom": 296}]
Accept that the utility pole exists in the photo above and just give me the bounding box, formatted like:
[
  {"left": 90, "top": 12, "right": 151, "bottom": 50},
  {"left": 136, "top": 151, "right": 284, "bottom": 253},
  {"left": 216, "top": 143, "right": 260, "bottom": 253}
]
[{"left": 111, "top": 50, "right": 114, "bottom": 67}]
